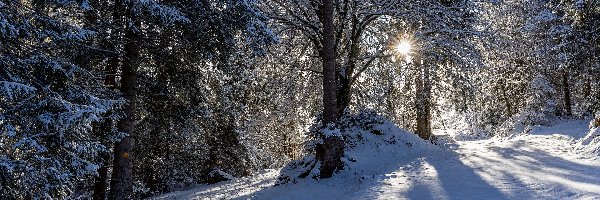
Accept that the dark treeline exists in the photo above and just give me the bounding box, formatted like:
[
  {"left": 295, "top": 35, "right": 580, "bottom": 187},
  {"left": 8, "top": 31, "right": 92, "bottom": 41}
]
[{"left": 1, "top": 0, "right": 599, "bottom": 199}]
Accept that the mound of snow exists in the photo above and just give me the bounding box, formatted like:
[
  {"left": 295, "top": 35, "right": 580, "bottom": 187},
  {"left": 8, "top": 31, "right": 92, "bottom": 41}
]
[
  {"left": 277, "top": 118, "right": 443, "bottom": 185},
  {"left": 154, "top": 113, "right": 447, "bottom": 199},
  {"left": 574, "top": 118, "right": 600, "bottom": 157},
  {"left": 495, "top": 117, "right": 590, "bottom": 141}
]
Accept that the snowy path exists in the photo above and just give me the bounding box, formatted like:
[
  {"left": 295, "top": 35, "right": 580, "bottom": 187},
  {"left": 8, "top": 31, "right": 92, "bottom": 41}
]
[
  {"left": 155, "top": 120, "right": 600, "bottom": 200},
  {"left": 355, "top": 134, "right": 600, "bottom": 200}
]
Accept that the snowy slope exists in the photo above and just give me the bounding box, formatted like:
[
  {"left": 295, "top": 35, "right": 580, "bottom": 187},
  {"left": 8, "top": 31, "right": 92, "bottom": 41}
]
[
  {"left": 153, "top": 119, "right": 600, "bottom": 200},
  {"left": 573, "top": 117, "right": 600, "bottom": 158}
]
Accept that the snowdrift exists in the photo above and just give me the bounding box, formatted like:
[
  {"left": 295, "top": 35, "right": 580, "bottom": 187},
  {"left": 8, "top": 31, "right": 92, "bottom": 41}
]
[
  {"left": 277, "top": 115, "right": 443, "bottom": 185},
  {"left": 574, "top": 118, "right": 600, "bottom": 157}
]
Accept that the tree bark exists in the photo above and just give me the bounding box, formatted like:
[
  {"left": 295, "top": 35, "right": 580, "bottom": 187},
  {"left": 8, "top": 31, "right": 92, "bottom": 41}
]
[
  {"left": 93, "top": 118, "right": 114, "bottom": 200},
  {"left": 93, "top": 154, "right": 110, "bottom": 200},
  {"left": 415, "top": 57, "right": 431, "bottom": 140},
  {"left": 318, "top": 0, "right": 344, "bottom": 179},
  {"left": 93, "top": 119, "right": 112, "bottom": 200},
  {"left": 110, "top": 2, "right": 139, "bottom": 198},
  {"left": 320, "top": 0, "right": 337, "bottom": 125},
  {"left": 337, "top": 78, "right": 352, "bottom": 117},
  {"left": 424, "top": 61, "right": 432, "bottom": 138},
  {"left": 561, "top": 69, "right": 572, "bottom": 116}
]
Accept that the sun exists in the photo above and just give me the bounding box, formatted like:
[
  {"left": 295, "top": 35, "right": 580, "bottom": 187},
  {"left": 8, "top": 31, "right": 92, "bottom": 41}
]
[{"left": 395, "top": 40, "right": 412, "bottom": 55}]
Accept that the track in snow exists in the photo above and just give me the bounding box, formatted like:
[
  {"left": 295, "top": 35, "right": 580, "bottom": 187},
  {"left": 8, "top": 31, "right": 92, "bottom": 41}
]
[{"left": 357, "top": 135, "right": 600, "bottom": 200}]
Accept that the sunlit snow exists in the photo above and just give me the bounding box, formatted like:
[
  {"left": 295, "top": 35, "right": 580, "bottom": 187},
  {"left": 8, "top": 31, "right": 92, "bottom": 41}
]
[{"left": 154, "top": 119, "right": 600, "bottom": 200}]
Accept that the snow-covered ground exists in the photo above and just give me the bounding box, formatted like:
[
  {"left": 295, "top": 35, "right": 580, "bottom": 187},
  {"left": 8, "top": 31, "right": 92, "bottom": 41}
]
[{"left": 153, "top": 119, "right": 600, "bottom": 200}]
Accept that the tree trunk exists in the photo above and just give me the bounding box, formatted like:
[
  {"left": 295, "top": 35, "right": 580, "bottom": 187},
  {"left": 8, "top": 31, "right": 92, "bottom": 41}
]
[
  {"left": 93, "top": 154, "right": 110, "bottom": 200},
  {"left": 140, "top": 64, "right": 172, "bottom": 196},
  {"left": 93, "top": 119, "right": 112, "bottom": 200},
  {"left": 318, "top": 0, "right": 344, "bottom": 179},
  {"left": 320, "top": 0, "right": 337, "bottom": 125},
  {"left": 337, "top": 78, "right": 352, "bottom": 117},
  {"left": 415, "top": 57, "right": 431, "bottom": 140},
  {"left": 424, "top": 61, "right": 432, "bottom": 138},
  {"left": 110, "top": 2, "right": 139, "bottom": 198},
  {"left": 500, "top": 82, "right": 513, "bottom": 116},
  {"left": 93, "top": 118, "right": 114, "bottom": 200},
  {"left": 141, "top": 127, "right": 166, "bottom": 196},
  {"left": 336, "top": 15, "right": 361, "bottom": 118},
  {"left": 561, "top": 69, "right": 572, "bottom": 116},
  {"left": 91, "top": 6, "right": 119, "bottom": 200}
]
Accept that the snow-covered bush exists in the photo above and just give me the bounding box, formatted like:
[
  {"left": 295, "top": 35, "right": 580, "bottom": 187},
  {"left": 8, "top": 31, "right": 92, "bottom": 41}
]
[
  {"left": 494, "top": 76, "right": 558, "bottom": 137},
  {"left": 338, "top": 109, "right": 386, "bottom": 133},
  {"left": 206, "top": 169, "right": 236, "bottom": 184},
  {"left": 303, "top": 109, "right": 385, "bottom": 155},
  {"left": 450, "top": 112, "right": 493, "bottom": 141},
  {"left": 521, "top": 75, "right": 557, "bottom": 125}
]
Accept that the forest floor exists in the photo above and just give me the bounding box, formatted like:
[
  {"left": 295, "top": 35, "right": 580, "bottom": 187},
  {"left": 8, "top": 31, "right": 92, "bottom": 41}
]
[{"left": 153, "top": 119, "right": 600, "bottom": 200}]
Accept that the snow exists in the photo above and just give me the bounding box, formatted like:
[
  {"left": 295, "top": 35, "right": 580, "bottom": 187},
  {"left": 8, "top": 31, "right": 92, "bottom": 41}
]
[
  {"left": 574, "top": 116, "right": 600, "bottom": 158},
  {"left": 0, "top": 81, "right": 37, "bottom": 99},
  {"left": 576, "top": 0, "right": 585, "bottom": 9},
  {"left": 133, "top": 0, "right": 190, "bottom": 24},
  {"left": 575, "top": 127, "right": 600, "bottom": 157},
  {"left": 322, "top": 123, "right": 341, "bottom": 137},
  {"left": 515, "top": 119, "right": 590, "bottom": 139},
  {"left": 209, "top": 169, "right": 236, "bottom": 181},
  {"left": 534, "top": 10, "right": 557, "bottom": 22},
  {"left": 153, "top": 119, "right": 600, "bottom": 200}
]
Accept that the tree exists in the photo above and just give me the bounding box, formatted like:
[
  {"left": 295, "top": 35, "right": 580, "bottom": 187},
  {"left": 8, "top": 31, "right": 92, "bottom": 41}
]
[
  {"left": 265, "top": 0, "right": 410, "bottom": 118},
  {"left": 317, "top": 0, "right": 344, "bottom": 178},
  {"left": 99, "top": 0, "right": 188, "bottom": 198},
  {"left": 461, "top": 0, "right": 600, "bottom": 137},
  {"left": 0, "top": 1, "right": 121, "bottom": 198},
  {"left": 109, "top": 1, "right": 139, "bottom": 199},
  {"left": 391, "top": 0, "right": 482, "bottom": 139},
  {"left": 128, "top": 0, "right": 276, "bottom": 196}
]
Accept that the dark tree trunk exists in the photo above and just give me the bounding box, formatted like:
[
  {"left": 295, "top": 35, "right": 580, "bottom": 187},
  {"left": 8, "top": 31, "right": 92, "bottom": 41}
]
[
  {"left": 91, "top": 6, "right": 119, "bottom": 200},
  {"left": 415, "top": 58, "right": 431, "bottom": 140},
  {"left": 317, "top": 0, "right": 344, "bottom": 179},
  {"left": 110, "top": 2, "right": 139, "bottom": 198},
  {"left": 336, "top": 15, "right": 361, "bottom": 118},
  {"left": 337, "top": 78, "right": 352, "bottom": 117},
  {"left": 93, "top": 154, "right": 110, "bottom": 200},
  {"left": 92, "top": 119, "right": 112, "bottom": 200},
  {"left": 500, "top": 81, "right": 513, "bottom": 116},
  {"left": 93, "top": 117, "right": 114, "bottom": 200},
  {"left": 562, "top": 69, "right": 572, "bottom": 116},
  {"left": 320, "top": 0, "right": 337, "bottom": 125},
  {"left": 584, "top": 78, "right": 591, "bottom": 97},
  {"left": 142, "top": 127, "right": 166, "bottom": 196}
]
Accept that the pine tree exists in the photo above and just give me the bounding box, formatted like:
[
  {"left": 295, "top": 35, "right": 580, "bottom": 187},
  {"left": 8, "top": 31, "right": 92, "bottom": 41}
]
[{"left": 0, "top": 1, "right": 121, "bottom": 198}]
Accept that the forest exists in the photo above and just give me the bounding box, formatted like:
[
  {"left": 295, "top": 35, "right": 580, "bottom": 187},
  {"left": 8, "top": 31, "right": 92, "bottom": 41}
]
[{"left": 1, "top": 0, "right": 600, "bottom": 199}]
